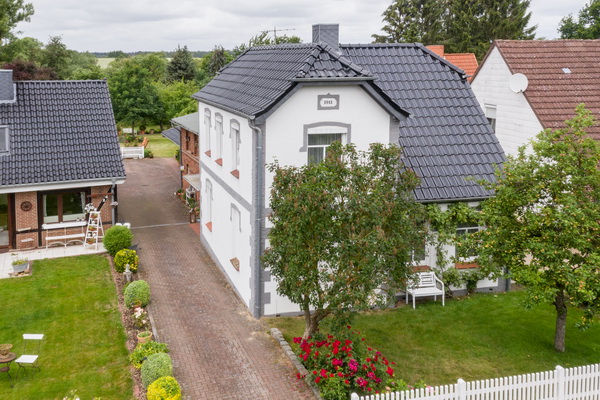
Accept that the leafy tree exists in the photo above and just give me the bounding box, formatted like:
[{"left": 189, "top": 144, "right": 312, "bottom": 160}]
[
  {"left": 155, "top": 79, "right": 198, "bottom": 128},
  {"left": 1, "top": 59, "right": 57, "bottom": 80},
  {"left": 0, "top": 36, "right": 43, "bottom": 64},
  {"left": 263, "top": 142, "right": 426, "bottom": 338},
  {"left": 41, "top": 35, "right": 71, "bottom": 79},
  {"left": 475, "top": 105, "right": 600, "bottom": 352},
  {"left": 107, "top": 57, "right": 162, "bottom": 131},
  {"left": 559, "top": 0, "right": 600, "bottom": 39},
  {"left": 232, "top": 31, "right": 303, "bottom": 58},
  {"left": 67, "top": 51, "right": 103, "bottom": 80},
  {"left": 373, "top": 0, "right": 536, "bottom": 59},
  {"left": 166, "top": 45, "right": 196, "bottom": 82},
  {"left": 107, "top": 50, "right": 128, "bottom": 59},
  {"left": 0, "top": 0, "right": 34, "bottom": 43},
  {"left": 131, "top": 52, "right": 167, "bottom": 82},
  {"left": 372, "top": 0, "right": 446, "bottom": 44}
]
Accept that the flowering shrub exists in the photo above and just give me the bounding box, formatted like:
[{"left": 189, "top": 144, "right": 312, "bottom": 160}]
[
  {"left": 133, "top": 306, "right": 149, "bottom": 329},
  {"left": 114, "top": 248, "right": 139, "bottom": 273},
  {"left": 294, "top": 327, "right": 426, "bottom": 400},
  {"left": 147, "top": 376, "right": 181, "bottom": 400},
  {"left": 130, "top": 341, "right": 170, "bottom": 369}
]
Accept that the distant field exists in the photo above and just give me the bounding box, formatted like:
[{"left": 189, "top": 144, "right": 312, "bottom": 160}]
[{"left": 96, "top": 58, "right": 115, "bottom": 69}]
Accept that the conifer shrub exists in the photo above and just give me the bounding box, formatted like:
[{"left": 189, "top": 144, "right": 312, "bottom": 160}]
[
  {"left": 141, "top": 353, "right": 172, "bottom": 388},
  {"left": 103, "top": 225, "right": 133, "bottom": 256}
]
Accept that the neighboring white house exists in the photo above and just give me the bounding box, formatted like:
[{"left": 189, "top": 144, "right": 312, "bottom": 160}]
[
  {"left": 192, "top": 24, "right": 506, "bottom": 317},
  {"left": 471, "top": 39, "right": 600, "bottom": 156}
]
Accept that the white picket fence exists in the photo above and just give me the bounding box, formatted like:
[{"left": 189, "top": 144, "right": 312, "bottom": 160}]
[
  {"left": 351, "top": 364, "right": 600, "bottom": 400},
  {"left": 120, "top": 146, "right": 144, "bottom": 159}
]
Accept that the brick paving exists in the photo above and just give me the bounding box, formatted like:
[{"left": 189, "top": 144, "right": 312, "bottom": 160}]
[{"left": 118, "top": 158, "right": 312, "bottom": 400}]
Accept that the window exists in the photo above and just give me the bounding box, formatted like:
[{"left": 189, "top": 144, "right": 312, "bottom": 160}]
[
  {"left": 0, "top": 126, "right": 8, "bottom": 154},
  {"left": 205, "top": 180, "right": 213, "bottom": 231},
  {"left": 215, "top": 114, "right": 223, "bottom": 162},
  {"left": 307, "top": 133, "right": 342, "bottom": 164},
  {"left": 456, "top": 223, "right": 480, "bottom": 259},
  {"left": 412, "top": 239, "right": 427, "bottom": 264},
  {"left": 230, "top": 121, "right": 240, "bottom": 174},
  {"left": 42, "top": 191, "right": 86, "bottom": 224},
  {"left": 485, "top": 105, "right": 496, "bottom": 132},
  {"left": 204, "top": 109, "right": 211, "bottom": 156}
]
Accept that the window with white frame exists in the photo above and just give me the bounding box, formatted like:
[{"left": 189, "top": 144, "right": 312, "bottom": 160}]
[
  {"left": 204, "top": 109, "right": 211, "bottom": 155},
  {"left": 231, "top": 121, "right": 240, "bottom": 172},
  {"left": 205, "top": 180, "right": 213, "bottom": 227},
  {"left": 412, "top": 238, "right": 427, "bottom": 264},
  {"left": 304, "top": 125, "right": 347, "bottom": 164},
  {"left": 485, "top": 105, "right": 497, "bottom": 132},
  {"left": 0, "top": 126, "right": 8, "bottom": 154},
  {"left": 215, "top": 114, "right": 223, "bottom": 161},
  {"left": 455, "top": 223, "right": 481, "bottom": 260}
]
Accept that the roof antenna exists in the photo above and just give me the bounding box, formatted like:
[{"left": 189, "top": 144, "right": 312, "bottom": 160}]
[{"left": 263, "top": 27, "right": 295, "bottom": 43}]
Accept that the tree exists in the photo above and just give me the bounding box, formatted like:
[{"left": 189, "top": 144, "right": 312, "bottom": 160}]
[
  {"left": 107, "top": 57, "right": 162, "bottom": 130},
  {"left": 0, "top": 36, "right": 43, "bottom": 64},
  {"left": 41, "top": 35, "right": 71, "bottom": 79},
  {"left": 263, "top": 142, "right": 426, "bottom": 338},
  {"left": 166, "top": 45, "right": 196, "bottom": 82},
  {"left": 0, "top": 0, "right": 34, "bottom": 43},
  {"left": 107, "top": 50, "right": 128, "bottom": 59},
  {"left": 373, "top": 0, "right": 537, "bottom": 60},
  {"left": 475, "top": 105, "right": 600, "bottom": 352},
  {"left": 231, "top": 31, "right": 302, "bottom": 58},
  {"left": 372, "top": 0, "right": 446, "bottom": 44},
  {"left": 1, "top": 59, "right": 57, "bottom": 80},
  {"left": 559, "top": 0, "right": 600, "bottom": 39},
  {"left": 155, "top": 79, "right": 198, "bottom": 129}
]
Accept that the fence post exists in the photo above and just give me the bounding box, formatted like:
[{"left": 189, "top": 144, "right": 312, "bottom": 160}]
[
  {"left": 457, "top": 379, "right": 467, "bottom": 400},
  {"left": 555, "top": 365, "right": 565, "bottom": 400},
  {"left": 350, "top": 393, "right": 360, "bottom": 400}
]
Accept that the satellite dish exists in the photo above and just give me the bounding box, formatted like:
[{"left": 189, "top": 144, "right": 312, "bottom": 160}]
[{"left": 509, "top": 73, "right": 528, "bottom": 93}]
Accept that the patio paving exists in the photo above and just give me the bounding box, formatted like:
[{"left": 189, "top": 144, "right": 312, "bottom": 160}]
[{"left": 118, "top": 158, "right": 312, "bottom": 400}]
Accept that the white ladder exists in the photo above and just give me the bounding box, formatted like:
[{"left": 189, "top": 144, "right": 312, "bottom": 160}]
[{"left": 84, "top": 210, "right": 104, "bottom": 249}]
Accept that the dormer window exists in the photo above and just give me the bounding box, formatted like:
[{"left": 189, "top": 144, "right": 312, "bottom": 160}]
[{"left": 0, "top": 126, "right": 8, "bottom": 154}]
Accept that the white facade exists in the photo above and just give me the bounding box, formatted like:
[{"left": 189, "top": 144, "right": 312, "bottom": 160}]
[{"left": 471, "top": 47, "right": 543, "bottom": 156}]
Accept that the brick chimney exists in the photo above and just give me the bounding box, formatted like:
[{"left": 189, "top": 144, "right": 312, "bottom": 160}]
[
  {"left": 0, "top": 70, "right": 15, "bottom": 103},
  {"left": 312, "top": 24, "right": 339, "bottom": 51}
]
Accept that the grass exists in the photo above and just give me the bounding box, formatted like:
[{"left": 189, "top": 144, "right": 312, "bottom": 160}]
[
  {"left": 144, "top": 133, "right": 178, "bottom": 158},
  {"left": 267, "top": 291, "right": 600, "bottom": 386},
  {"left": 0, "top": 255, "right": 133, "bottom": 399}
]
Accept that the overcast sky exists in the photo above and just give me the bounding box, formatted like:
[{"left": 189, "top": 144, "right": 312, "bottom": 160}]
[{"left": 14, "top": 0, "right": 590, "bottom": 53}]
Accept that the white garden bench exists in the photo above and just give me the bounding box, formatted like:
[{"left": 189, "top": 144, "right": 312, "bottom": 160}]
[{"left": 406, "top": 271, "right": 445, "bottom": 309}]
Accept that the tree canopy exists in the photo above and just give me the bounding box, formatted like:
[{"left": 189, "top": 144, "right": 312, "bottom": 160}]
[
  {"left": 263, "top": 142, "right": 426, "bottom": 338},
  {"left": 373, "top": 0, "right": 537, "bottom": 59},
  {"left": 474, "top": 105, "right": 600, "bottom": 352},
  {"left": 559, "top": 0, "right": 600, "bottom": 39},
  {"left": 0, "top": 0, "right": 34, "bottom": 43},
  {"left": 166, "top": 45, "right": 196, "bottom": 82}
]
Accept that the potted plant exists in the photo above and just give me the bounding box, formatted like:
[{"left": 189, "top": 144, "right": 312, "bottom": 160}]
[
  {"left": 11, "top": 254, "right": 29, "bottom": 273},
  {"left": 137, "top": 331, "right": 152, "bottom": 344}
]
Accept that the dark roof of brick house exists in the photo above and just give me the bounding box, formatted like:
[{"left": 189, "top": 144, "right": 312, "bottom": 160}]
[
  {"left": 0, "top": 78, "right": 126, "bottom": 187},
  {"left": 486, "top": 40, "right": 600, "bottom": 140},
  {"left": 162, "top": 127, "right": 181, "bottom": 146},
  {"left": 194, "top": 43, "right": 505, "bottom": 202}
]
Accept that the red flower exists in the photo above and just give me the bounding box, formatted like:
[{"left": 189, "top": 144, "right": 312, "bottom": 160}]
[
  {"left": 386, "top": 366, "right": 394, "bottom": 376},
  {"left": 320, "top": 369, "right": 328, "bottom": 378},
  {"left": 293, "top": 337, "right": 302, "bottom": 344},
  {"left": 315, "top": 377, "right": 321, "bottom": 384},
  {"left": 313, "top": 370, "right": 318, "bottom": 375},
  {"left": 330, "top": 373, "right": 335, "bottom": 378},
  {"left": 344, "top": 379, "right": 350, "bottom": 385},
  {"left": 368, "top": 347, "right": 372, "bottom": 351}
]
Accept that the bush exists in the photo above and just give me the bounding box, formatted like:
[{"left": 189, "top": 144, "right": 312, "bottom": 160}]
[
  {"left": 147, "top": 376, "right": 181, "bottom": 400},
  {"left": 114, "top": 249, "right": 139, "bottom": 273},
  {"left": 129, "top": 341, "right": 169, "bottom": 369},
  {"left": 124, "top": 280, "right": 150, "bottom": 307},
  {"left": 103, "top": 225, "right": 133, "bottom": 256},
  {"left": 144, "top": 148, "right": 154, "bottom": 158},
  {"left": 141, "top": 353, "right": 172, "bottom": 388}
]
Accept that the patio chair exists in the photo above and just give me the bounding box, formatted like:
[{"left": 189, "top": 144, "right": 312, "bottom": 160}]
[{"left": 15, "top": 334, "right": 44, "bottom": 378}]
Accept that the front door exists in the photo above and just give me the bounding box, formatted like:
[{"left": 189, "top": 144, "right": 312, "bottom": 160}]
[{"left": 0, "top": 194, "right": 10, "bottom": 250}]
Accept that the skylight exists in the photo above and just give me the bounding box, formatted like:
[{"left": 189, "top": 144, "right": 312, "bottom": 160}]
[{"left": 562, "top": 67, "right": 571, "bottom": 74}]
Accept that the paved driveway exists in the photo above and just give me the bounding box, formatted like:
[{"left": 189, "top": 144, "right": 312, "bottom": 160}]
[{"left": 118, "top": 158, "right": 312, "bottom": 400}]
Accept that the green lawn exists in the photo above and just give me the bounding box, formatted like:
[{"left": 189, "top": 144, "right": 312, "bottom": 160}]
[
  {"left": 144, "top": 133, "right": 178, "bottom": 158},
  {"left": 267, "top": 291, "right": 600, "bottom": 386},
  {"left": 0, "top": 255, "right": 133, "bottom": 399}
]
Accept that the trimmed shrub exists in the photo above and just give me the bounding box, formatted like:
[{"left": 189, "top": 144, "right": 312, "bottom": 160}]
[
  {"left": 144, "top": 148, "right": 154, "bottom": 158},
  {"left": 141, "top": 353, "right": 172, "bottom": 388},
  {"left": 129, "top": 341, "right": 169, "bottom": 369},
  {"left": 103, "top": 225, "right": 133, "bottom": 256},
  {"left": 147, "top": 376, "right": 181, "bottom": 400},
  {"left": 124, "top": 279, "right": 150, "bottom": 307},
  {"left": 114, "top": 249, "right": 139, "bottom": 273}
]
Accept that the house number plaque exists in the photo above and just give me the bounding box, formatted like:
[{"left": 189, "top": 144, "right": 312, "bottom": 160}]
[{"left": 318, "top": 94, "right": 340, "bottom": 110}]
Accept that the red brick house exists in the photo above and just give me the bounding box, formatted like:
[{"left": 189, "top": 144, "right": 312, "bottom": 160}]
[{"left": 0, "top": 70, "right": 126, "bottom": 251}]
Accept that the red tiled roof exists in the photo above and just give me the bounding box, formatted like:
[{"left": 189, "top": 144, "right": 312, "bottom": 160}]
[
  {"left": 494, "top": 39, "right": 600, "bottom": 140},
  {"left": 426, "top": 45, "right": 478, "bottom": 81}
]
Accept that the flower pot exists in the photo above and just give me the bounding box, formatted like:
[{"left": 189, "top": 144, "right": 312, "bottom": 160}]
[
  {"left": 0, "top": 344, "right": 12, "bottom": 357},
  {"left": 137, "top": 331, "right": 152, "bottom": 344},
  {"left": 12, "top": 262, "right": 28, "bottom": 273}
]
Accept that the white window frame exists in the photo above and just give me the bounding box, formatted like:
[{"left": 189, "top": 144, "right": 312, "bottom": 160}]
[
  {"left": 455, "top": 224, "right": 481, "bottom": 261},
  {"left": 215, "top": 114, "right": 223, "bottom": 160},
  {"left": 0, "top": 126, "right": 8, "bottom": 154},
  {"left": 204, "top": 109, "right": 212, "bottom": 154},
  {"left": 485, "top": 104, "right": 497, "bottom": 132},
  {"left": 230, "top": 121, "right": 240, "bottom": 171},
  {"left": 307, "top": 132, "right": 344, "bottom": 164}
]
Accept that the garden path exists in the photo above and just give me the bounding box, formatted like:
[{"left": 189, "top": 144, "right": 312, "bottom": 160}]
[{"left": 118, "top": 158, "right": 312, "bottom": 400}]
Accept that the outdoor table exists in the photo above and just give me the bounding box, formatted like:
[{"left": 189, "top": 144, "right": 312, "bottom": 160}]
[{"left": 0, "top": 352, "right": 17, "bottom": 387}]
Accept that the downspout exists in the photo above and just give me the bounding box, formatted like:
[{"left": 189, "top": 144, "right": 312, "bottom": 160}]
[{"left": 249, "top": 119, "right": 264, "bottom": 319}]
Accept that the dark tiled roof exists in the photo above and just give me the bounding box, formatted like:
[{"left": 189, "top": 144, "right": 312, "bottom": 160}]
[
  {"left": 344, "top": 44, "right": 504, "bottom": 202},
  {"left": 162, "top": 127, "right": 181, "bottom": 146},
  {"left": 492, "top": 40, "right": 600, "bottom": 140},
  {"left": 172, "top": 112, "right": 199, "bottom": 134},
  {"left": 195, "top": 42, "right": 504, "bottom": 202},
  {"left": 193, "top": 43, "right": 373, "bottom": 117},
  {"left": 0, "top": 80, "right": 125, "bottom": 187}
]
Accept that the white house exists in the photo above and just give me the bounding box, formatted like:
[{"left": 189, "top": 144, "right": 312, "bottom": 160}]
[
  {"left": 471, "top": 40, "right": 600, "bottom": 156},
  {"left": 192, "top": 24, "right": 506, "bottom": 317}
]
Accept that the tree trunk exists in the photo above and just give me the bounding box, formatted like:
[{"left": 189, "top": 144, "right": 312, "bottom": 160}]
[
  {"left": 553, "top": 290, "right": 567, "bottom": 352},
  {"left": 302, "top": 308, "right": 329, "bottom": 339}
]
